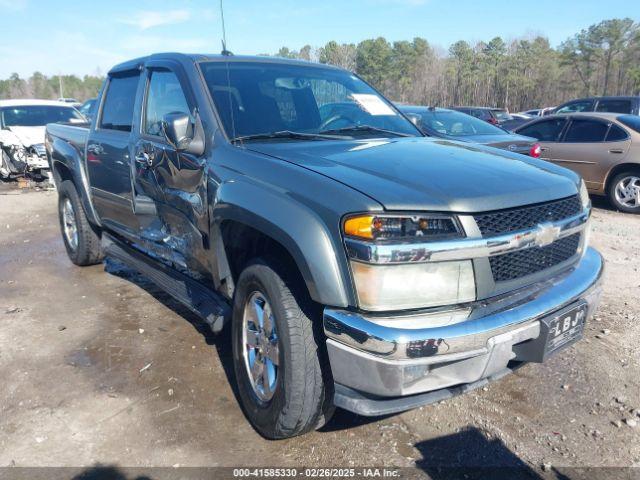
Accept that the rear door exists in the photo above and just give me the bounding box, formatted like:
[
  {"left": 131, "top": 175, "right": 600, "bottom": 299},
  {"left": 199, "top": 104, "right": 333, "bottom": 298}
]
[
  {"left": 515, "top": 117, "right": 568, "bottom": 160},
  {"left": 132, "top": 61, "right": 210, "bottom": 277},
  {"left": 86, "top": 70, "right": 142, "bottom": 234},
  {"left": 551, "top": 117, "right": 631, "bottom": 189}
]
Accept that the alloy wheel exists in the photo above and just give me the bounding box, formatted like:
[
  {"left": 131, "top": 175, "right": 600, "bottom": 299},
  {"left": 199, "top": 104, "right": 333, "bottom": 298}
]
[
  {"left": 242, "top": 291, "right": 280, "bottom": 402},
  {"left": 62, "top": 197, "right": 78, "bottom": 251}
]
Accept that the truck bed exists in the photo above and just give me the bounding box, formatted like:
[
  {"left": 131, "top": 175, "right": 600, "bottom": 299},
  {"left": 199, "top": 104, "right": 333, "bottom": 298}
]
[{"left": 46, "top": 122, "right": 90, "bottom": 154}]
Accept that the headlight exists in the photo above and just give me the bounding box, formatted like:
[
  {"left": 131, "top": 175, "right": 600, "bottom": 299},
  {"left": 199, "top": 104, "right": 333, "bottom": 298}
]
[
  {"left": 343, "top": 213, "right": 475, "bottom": 311},
  {"left": 579, "top": 179, "right": 590, "bottom": 209},
  {"left": 343, "top": 214, "right": 462, "bottom": 241},
  {"left": 350, "top": 260, "right": 476, "bottom": 311}
]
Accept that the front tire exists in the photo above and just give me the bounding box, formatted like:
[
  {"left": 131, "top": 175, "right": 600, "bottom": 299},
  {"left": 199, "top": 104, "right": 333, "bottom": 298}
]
[
  {"left": 231, "top": 258, "right": 333, "bottom": 439},
  {"left": 57, "top": 180, "right": 103, "bottom": 265},
  {"left": 608, "top": 171, "right": 640, "bottom": 213}
]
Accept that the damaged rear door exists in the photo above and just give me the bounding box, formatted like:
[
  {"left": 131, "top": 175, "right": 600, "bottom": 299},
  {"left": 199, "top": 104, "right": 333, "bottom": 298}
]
[{"left": 132, "top": 60, "right": 210, "bottom": 281}]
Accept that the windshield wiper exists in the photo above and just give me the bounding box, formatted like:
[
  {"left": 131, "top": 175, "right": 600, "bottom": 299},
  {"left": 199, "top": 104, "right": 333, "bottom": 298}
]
[
  {"left": 319, "top": 125, "right": 414, "bottom": 138},
  {"left": 231, "top": 130, "right": 343, "bottom": 143}
]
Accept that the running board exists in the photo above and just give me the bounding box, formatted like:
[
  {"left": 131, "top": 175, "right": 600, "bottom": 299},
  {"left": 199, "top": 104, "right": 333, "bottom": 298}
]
[{"left": 102, "top": 233, "right": 230, "bottom": 333}]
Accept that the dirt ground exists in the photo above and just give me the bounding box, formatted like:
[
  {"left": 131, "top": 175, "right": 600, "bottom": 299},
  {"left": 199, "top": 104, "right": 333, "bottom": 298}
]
[{"left": 0, "top": 184, "right": 639, "bottom": 478}]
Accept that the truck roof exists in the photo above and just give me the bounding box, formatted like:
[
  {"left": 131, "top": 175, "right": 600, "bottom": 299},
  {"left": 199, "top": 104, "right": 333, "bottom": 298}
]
[
  {"left": 108, "top": 52, "right": 342, "bottom": 75},
  {"left": 0, "top": 99, "right": 77, "bottom": 108}
]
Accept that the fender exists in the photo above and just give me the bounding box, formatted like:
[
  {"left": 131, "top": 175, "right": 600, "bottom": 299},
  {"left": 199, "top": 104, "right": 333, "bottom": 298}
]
[
  {"left": 47, "top": 130, "right": 101, "bottom": 227},
  {"left": 210, "top": 178, "right": 355, "bottom": 308}
]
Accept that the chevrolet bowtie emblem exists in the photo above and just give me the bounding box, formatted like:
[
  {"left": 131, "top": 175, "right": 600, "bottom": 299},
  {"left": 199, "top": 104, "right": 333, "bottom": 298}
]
[{"left": 534, "top": 222, "right": 561, "bottom": 247}]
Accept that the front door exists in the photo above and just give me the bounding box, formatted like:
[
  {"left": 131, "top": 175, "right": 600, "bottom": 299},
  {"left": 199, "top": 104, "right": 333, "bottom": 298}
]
[{"left": 132, "top": 65, "right": 210, "bottom": 279}]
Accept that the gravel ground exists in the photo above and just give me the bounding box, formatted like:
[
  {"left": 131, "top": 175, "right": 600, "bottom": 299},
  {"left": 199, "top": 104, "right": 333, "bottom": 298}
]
[{"left": 0, "top": 185, "right": 638, "bottom": 478}]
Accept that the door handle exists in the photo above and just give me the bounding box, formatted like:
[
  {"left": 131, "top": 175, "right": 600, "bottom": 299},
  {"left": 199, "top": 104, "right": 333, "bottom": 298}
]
[
  {"left": 609, "top": 149, "right": 624, "bottom": 154},
  {"left": 540, "top": 147, "right": 548, "bottom": 152},
  {"left": 135, "top": 151, "right": 154, "bottom": 167},
  {"left": 87, "top": 143, "right": 104, "bottom": 155}
]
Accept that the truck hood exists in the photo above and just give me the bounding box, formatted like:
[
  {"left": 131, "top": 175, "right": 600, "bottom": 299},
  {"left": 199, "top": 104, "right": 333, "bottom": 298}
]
[
  {"left": 247, "top": 137, "right": 579, "bottom": 212},
  {"left": 4, "top": 126, "right": 46, "bottom": 147}
]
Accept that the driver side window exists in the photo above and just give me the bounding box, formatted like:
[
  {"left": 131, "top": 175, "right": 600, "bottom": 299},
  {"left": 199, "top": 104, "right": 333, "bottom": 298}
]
[{"left": 144, "top": 70, "right": 190, "bottom": 137}]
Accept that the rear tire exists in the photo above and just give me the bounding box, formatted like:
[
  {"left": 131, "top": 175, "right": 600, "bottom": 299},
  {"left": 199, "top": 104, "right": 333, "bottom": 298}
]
[
  {"left": 231, "top": 258, "right": 334, "bottom": 439},
  {"left": 57, "top": 180, "right": 103, "bottom": 265},
  {"left": 608, "top": 171, "right": 640, "bottom": 213}
]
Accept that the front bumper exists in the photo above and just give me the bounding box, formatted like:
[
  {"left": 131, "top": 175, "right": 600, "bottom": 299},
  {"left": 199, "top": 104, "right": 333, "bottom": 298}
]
[{"left": 324, "top": 247, "right": 604, "bottom": 413}]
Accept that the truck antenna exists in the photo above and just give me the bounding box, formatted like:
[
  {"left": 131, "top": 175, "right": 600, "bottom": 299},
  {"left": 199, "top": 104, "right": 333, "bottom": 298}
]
[{"left": 220, "top": 0, "right": 232, "bottom": 56}]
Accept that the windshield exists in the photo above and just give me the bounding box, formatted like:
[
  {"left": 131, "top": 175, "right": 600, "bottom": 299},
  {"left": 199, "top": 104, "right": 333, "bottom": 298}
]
[
  {"left": 0, "top": 105, "right": 83, "bottom": 127},
  {"left": 199, "top": 61, "right": 421, "bottom": 141},
  {"left": 410, "top": 109, "right": 508, "bottom": 136},
  {"left": 618, "top": 115, "right": 640, "bottom": 134}
]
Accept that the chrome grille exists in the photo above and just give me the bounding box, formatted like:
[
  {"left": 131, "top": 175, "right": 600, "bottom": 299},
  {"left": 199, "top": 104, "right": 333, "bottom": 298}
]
[
  {"left": 474, "top": 195, "right": 581, "bottom": 237},
  {"left": 490, "top": 233, "right": 581, "bottom": 282}
]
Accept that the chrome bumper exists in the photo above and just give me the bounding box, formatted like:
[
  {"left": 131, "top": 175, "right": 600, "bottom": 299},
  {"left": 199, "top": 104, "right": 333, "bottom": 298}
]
[{"left": 324, "top": 247, "right": 604, "bottom": 398}]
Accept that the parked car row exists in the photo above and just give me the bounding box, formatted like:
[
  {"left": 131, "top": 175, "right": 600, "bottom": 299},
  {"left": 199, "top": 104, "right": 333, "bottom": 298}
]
[
  {"left": 514, "top": 112, "right": 640, "bottom": 212},
  {"left": 398, "top": 95, "right": 640, "bottom": 213}
]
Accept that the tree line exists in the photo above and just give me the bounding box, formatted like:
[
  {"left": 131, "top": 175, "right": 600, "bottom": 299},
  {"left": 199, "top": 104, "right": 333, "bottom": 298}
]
[
  {"left": 275, "top": 17, "right": 640, "bottom": 111},
  {"left": 1, "top": 17, "right": 638, "bottom": 111},
  {"left": 0, "top": 72, "right": 103, "bottom": 103}
]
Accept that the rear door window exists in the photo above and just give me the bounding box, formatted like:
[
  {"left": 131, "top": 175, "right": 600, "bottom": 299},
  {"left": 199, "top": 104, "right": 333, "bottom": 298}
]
[
  {"left": 555, "top": 100, "right": 594, "bottom": 114},
  {"left": 99, "top": 73, "right": 140, "bottom": 132},
  {"left": 563, "top": 119, "right": 608, "bottom": 143},
  {"left": 605, "top": 124, "right": 629, "bottom": 141},
  {"left": 596, "top": 100, "right": 632, "bottom": 114},
  {"left": 516, "top": 118, "right": 567, "bottom": 141}
]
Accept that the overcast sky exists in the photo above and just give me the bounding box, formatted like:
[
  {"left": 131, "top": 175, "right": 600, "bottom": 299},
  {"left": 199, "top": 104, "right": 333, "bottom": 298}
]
[{"left": 1, "top": 0, "right": 638, "bottom": 78}]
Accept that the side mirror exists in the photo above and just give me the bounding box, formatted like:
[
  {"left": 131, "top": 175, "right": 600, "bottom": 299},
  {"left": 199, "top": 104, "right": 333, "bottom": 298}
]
[{"left": 162, "top": 112, "right": 194, "bottom": 151}]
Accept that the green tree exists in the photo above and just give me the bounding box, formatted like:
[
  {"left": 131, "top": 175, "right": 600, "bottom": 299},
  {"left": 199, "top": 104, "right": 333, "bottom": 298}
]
[{"left": 356, "top": 38, "right": 393, "bottom": 90}]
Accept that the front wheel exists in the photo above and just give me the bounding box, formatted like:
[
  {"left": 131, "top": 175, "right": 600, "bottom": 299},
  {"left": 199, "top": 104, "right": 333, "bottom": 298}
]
[
  {"left": 231, "top": 258, "right": 333, "bottom": 439},
  {"left": 608, "top": 172, "right": 640, "bottom": 213},
  {"left": 57, "top": 180, "right": 103, "bottom": 265}
]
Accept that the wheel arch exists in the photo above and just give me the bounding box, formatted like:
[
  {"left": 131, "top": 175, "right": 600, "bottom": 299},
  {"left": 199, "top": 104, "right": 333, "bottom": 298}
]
[
  {"left": 48, "top": 134, "right": 101, "bottom": 227},
  {"left": 209, "top": 185, "right": 354, "bottom": 309},
  {"left": 604, "top": 162, "right": 640, "bottom": 196}
]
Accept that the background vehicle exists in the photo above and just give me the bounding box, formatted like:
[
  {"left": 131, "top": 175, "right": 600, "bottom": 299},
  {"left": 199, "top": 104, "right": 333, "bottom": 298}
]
[
  {"left": 449, "top": 106, "right": 528, "bottom": 131},
  {"left": 57, "top": 97, "right": 82, "bottom": 108},
  {"left": 398, "top": 105, "right": 540, "bottom": 156},
  {"left": 46, "top": 53, "right": 602, "bottom": 440},
  {"left": 553, "top": 96, "right": 640, "bottom": 115},
  {"left": 78, "top": 98, "right": 97, "bottom": 122},
  {"left": 515, "top": 112, "right": 640, "bottom": 212},
  {"left": 449, "top": 106, "right": 510, "bottom": 124},
  {"left": 0, "top": 99, "right": 85, "bottom": 181}
]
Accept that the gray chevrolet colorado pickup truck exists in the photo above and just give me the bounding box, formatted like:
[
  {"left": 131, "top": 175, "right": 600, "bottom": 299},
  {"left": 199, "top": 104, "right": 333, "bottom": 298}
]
[{"left": 46, "top": 53, "right": 603, "bottom": 439}]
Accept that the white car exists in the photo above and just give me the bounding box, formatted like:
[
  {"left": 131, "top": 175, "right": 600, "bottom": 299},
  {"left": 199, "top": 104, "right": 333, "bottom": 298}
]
[{"left": 0, "top": 99, "right": 85, "bottom": 181}]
